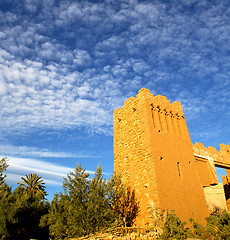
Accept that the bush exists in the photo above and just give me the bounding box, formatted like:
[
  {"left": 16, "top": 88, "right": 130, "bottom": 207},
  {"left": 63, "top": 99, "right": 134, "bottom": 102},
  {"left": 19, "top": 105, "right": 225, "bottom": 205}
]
[
  {"left": 159, "top": 212, "right": 192, "bottom": 239},
  {"left": 159, "top": 210, "right": 230, "bottom": 240}
]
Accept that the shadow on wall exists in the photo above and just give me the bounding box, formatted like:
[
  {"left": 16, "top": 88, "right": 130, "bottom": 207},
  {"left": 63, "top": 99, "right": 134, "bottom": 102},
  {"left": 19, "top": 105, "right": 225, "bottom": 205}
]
[{"left": 222, "top": 174, "right": 230, "bottom": 211}]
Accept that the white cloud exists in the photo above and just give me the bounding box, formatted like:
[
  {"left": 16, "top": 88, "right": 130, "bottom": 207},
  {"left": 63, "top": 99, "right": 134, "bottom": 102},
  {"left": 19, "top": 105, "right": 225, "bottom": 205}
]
[
  {"left": 73, "top": 49, "right": 91, "bottom": 66},
  {"left": 0, "top": 144, "right": 98, "bottom": 158},
  {"left": 0, "top": 0, "right": 229, "bottom": 139},
  {"left": 133, "top": 60, "right": 150, "bottom": 74},
  {"left": 3, "top": 156, "right": 95, "bottom": 187},
  {"left": 0, "top": 54, "right": 112, "bottom": 134},
  {"left": 6, "top": 173, "right": 62, "bottom": 186},
  {"left": 0, "top": 81, "right": 7, "bottom": 95}
]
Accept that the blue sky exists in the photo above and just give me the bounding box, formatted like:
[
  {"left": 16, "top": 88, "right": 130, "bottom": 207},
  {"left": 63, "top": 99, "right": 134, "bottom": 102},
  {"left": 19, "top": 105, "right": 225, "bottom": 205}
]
[{"left": 0, "top": 0, "right": 229, "bottom": 200}]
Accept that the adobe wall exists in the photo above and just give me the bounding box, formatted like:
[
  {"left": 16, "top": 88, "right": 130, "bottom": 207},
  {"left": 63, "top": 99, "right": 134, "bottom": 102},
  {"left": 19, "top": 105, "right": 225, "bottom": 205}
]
[
  {"left": 114, "top": 88, "right": 209, "bottom": 225},
  {"left": 193, "top": 143, "right": 219, "bottom": 187},
  {"left": 193, "top": 142, "right": 230, "bottom": 211}
]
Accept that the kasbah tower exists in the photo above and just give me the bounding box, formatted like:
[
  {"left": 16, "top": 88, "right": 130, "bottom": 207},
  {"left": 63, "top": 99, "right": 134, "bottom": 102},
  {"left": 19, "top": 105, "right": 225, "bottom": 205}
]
[{"left": 114, "top": 88, "right": 230, "bottom": 225}]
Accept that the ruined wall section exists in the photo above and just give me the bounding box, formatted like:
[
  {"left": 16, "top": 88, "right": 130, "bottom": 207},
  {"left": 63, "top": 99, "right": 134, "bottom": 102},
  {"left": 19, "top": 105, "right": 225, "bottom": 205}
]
[{"left": 193, "top": 143, "right": 219, "bottom": 186}]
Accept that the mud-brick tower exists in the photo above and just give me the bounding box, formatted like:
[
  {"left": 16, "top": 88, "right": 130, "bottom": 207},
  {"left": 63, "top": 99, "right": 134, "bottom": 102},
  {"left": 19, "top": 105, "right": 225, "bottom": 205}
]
[{"left": 114, "top": 88, "right": 209, "bottom": 225}]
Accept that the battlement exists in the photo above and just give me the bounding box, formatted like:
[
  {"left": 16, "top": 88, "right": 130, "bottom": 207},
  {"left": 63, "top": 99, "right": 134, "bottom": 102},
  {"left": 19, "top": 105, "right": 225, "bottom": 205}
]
[
  {"left": 194, "top": 142, "right": 230, "bottom": 169},
  {"left": 114, "top": 88, "right": 187, "bottom": 140},
  {"left": 116, "top": 88, "right": 184, "bottom": 115},
  {"left": 219, "top": 144, "right": 230, "bottom": 168}
]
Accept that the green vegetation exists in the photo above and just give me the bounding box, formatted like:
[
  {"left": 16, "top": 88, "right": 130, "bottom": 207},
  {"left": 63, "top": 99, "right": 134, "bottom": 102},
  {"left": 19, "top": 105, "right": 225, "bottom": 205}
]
[
  {"left": 41, "top": 164, "right": 115, "bottom": 239},
  {"left": 0, "top": 157, "right": 8, "bottom": 186},
  {"left": 0, "top": 159, "right": 139, "bottom": 240},
  {"left": 0, "top": 158, "right": 49, "bottom": 240},
  {"left": 1, "top": 157, "right": 230, "bottom": 240},
  {"left": 158, "top": 210, "right": 230, "bottom": 240},
  {"left": 40, "top": 164, "right": 139, "bottom": 239},
  {"left": 18, "top": 173, "right": 47, "bottom": 198},
  {"left": 113, "top": 185, "right": 139, "bottom": 227}
]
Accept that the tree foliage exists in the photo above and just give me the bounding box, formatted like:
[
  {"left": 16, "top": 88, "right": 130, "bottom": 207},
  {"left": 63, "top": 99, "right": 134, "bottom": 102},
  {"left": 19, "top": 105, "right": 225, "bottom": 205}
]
[
  {"left": 158, "top": 210, "right": 230, "bottom": 240},
  {"left": 43, "top": 164, "right": 115, "bottom": 239},
  {"left": 113, "top": 185, "right": 139, "bottom": 227},
  {"left": 207, "top": 210, "right": 230, "bottom": 239},
  {"left": 0, "top": 164, "right": 49, "bottom": 240},
  {"left": 42, "top": 164, "right": 139, "bottom": 239},
  {"left": 4, "top": 188, "right": 49, "bottom": 240},
  {"left": 86, "top": 165, "right": 115, "bottom": 232},
  {"left": 159, "top": 212, "right": 192, "bottom": 239},
  {"left": 1, "top": 161, "right": 140, "bottom": 240},
  {"left": 0, "top": 157, "right": 8, "bottom": 187},
  {"left": 190, "top": 209, "right": 230, "bottom": 240},
  {"left": 0, "top": 183, "right": 13, "bottom": 239},
  {"left": 18, "top": 173, "right": 47, "bottom": 198}
]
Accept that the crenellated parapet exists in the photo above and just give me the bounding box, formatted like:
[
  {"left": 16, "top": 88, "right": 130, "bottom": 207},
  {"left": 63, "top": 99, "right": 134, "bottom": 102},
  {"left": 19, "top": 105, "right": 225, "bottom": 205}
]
[
  {"left": 114, "top": 88, "right": 189, "bottom": 138},
  {"left": 219, "top": 144, "right": 230, "bottom": 169},
  {"left": 193, "top": 142, "right": 230, "bottom": 172}
]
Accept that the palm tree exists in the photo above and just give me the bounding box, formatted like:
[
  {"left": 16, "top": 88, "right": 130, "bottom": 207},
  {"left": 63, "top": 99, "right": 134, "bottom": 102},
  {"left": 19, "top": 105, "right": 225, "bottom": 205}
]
[{"left": 18, "top": 173, "right": 47, "bottom": 198}]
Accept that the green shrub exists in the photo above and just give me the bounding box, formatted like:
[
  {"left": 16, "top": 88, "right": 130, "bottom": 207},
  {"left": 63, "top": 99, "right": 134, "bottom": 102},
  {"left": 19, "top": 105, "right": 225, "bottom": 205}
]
[
  {"left": 159, "top": 210, "right": 230, "bottom": 240},
  {"left": 159, "top": 212, "right": 192, "bottom": 239}
]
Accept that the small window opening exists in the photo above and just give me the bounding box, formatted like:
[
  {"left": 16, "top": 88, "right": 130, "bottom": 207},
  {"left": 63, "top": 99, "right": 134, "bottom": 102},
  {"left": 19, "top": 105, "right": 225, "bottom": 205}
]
[
  {"left": 160, "top": 157, "right": 163, "bottom": 161},
  {"left": 177, "top": 162, "right": 181, "bottom": 177},
  {"left": 151, "top": 105, "right": 156, "bottom": 128}
]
